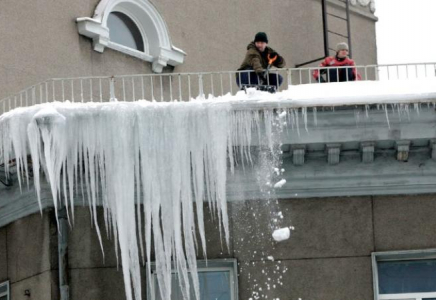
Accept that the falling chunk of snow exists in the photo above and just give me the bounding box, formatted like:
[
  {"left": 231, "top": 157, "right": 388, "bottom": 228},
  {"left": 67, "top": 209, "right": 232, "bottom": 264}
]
[
  {"left": 274, "top": 179, "right": 286, "bottom": 188},
  {"left": 267, "top": 256, "right": 274, "bottom": 261},
  {"left": 272, "top": 227, "right": 291, "bottom": 242}
]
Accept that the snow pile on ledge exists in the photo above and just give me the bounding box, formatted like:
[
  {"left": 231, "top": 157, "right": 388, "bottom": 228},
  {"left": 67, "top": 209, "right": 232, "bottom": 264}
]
[{"left": 212, "top": 78, "right": 436, "bottom": 109}]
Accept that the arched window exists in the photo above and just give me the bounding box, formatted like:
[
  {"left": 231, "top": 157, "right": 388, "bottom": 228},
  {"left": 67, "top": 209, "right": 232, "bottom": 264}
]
[
  {"left": 107, "top": 12, "right": 144, "bottom": 51},
  {"left": 76, "top": 0, "right": 186, "bottom": 73}
]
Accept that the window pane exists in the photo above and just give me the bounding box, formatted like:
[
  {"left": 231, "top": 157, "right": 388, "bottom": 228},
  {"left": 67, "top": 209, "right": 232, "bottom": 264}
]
[
  {"left": 107, "top": 12, "right": 144, "bottom": 51},
  {"left": 378, "top": 259, "right": 436, "bottom": 294},
  {"left": 156, "top": 271, "right": 231, "bottom": 300},
  {"left": 199, "top": 271, "right": 231, "bottom": 300},
  {"left": 0, "top": 296, "right": 6, "bottom": 300}
]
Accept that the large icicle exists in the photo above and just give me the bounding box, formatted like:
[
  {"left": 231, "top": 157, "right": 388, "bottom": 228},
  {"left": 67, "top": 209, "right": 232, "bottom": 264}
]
[{"left": 0, "top": 100, "right": 263, "bottom": 300}]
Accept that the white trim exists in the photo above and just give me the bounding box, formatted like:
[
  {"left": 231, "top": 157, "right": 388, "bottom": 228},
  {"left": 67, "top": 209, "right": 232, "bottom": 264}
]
[
  {"left": 147, "top": 259, "right": 238, "bottom": 300},
  {"left": 0, "top": 281, "right": 10, "bottom": 300},
  {"left": 379, "top": 292, "right": 436, "bottom": 300},
  {"left": 76, "top": 0, "right": 186, "bottom": 73},
  {"left": 372, "top": 249, "right": 436, "bottom": 300},
  {"left": 107, "top": 42, "right": 153, "bottom": 61},
  {"left": 327, "top": 0, "right": 378, "bottom": 21}
]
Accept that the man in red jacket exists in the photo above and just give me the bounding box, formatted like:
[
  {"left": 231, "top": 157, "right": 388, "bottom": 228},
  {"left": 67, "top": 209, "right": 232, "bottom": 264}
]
[{"left": 313, "top": 42, "right": 361, "bottom": 83}]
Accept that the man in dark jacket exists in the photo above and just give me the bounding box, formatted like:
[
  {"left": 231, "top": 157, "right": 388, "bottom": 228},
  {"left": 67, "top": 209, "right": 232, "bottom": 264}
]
[
  {"left": 313, "top": 42, "right": 361, "bottom": 83},
  {"left": 237, "top": 32, "right": 286, "bottom": 88}
]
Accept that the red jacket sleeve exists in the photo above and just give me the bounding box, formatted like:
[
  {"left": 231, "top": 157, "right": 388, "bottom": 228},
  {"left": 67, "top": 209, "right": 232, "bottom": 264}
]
[
  {"left": 313, "top": 57, "right": 330, "bottom": 80},
  {"left": 348, "top": 59, "right": 362, "bottom": 81}
]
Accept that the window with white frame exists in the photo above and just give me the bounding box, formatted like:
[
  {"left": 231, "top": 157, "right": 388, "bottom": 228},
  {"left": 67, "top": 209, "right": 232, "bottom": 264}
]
[
  {"left": 372, "top": 249, "right": 436, "bottom": 300},
  {"left": 76, "top": 0, "right": 186, "bottom": 73},
  {"left": 0, "top": 281, "right": 10, "bottom": 300},
  {"left": 148, "top": 259, "right": 238, "bottom": 300}
]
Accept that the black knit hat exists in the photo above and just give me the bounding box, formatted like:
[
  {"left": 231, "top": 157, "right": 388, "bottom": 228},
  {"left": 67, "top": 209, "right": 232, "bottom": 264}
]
[{"left": 254, "top": 32, "right": 268, "bottom": 43}]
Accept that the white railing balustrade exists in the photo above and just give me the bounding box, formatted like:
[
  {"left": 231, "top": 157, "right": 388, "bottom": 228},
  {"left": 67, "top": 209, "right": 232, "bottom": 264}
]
[{"left": 1, "top": 63, "right": 435, "bottom": 115}]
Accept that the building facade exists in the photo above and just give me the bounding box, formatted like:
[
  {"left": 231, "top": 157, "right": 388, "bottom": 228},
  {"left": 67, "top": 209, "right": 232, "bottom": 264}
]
[{"left": 3, "top": 1, "right": 436, "bottom": 300}]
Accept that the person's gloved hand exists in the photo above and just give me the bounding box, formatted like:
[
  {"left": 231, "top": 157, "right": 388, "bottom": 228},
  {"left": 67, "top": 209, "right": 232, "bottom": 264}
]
[
  {"left": 269, "top": 51, "right": 278, "bottom": 60},
  {"left": 269, "top": 51, "right": 284, "bottom": 66},
  {"left": 258, "top": 72, "right": 267, "bottom": 85},
  {"left": 315, "top": 76, "right": 326, "bottom": 83}
]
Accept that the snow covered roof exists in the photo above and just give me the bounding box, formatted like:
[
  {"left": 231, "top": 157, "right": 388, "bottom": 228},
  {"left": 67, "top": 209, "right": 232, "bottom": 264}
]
[
  {"left": 1, "top": 78, "right": 436, "bottom": 121},
  {"left": 1, "top": 77, "right": 436, "bottom": 300},
  {"left": 221, "top": 78, "right": 436, "bottom": 110}
]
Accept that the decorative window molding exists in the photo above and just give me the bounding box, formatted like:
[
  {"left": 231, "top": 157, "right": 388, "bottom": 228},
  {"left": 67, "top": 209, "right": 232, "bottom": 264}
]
[
  {"left": 76, "top": 0, "right": 186, "bottom": 73},
  {"left": 147, "top": 259, "right": 238, "bottom": 300},
  {"left": 372, "top": 249, "right": 436, "bottom": 300},
  {"left": 349, "top": 0, "right": 376, "bottom": 13},
  {"left": 0, "top": 281, "right": 10, "bottom": 300}
]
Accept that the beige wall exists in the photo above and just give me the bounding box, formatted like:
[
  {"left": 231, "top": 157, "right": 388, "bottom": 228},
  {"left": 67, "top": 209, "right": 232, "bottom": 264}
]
[
  {"left": 2, "top": 193, "right": 436, "bottom": 300},
  {"left": 0, "top": 0, "right": 377, "bottom": 100},
  {"left": 0, "top": 0, "right": 153, "bottom": 100},
  {"left": 0, "top": 212, "right": 58, "bottom": 300},
  {"left": 153, "top": 0, "right": 377, "bottom": 71}
]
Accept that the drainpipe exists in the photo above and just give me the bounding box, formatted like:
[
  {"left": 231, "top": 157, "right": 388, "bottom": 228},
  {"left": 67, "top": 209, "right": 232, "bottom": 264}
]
[{"left": 58, "top": 206, "right": 70, "bottom": 300}]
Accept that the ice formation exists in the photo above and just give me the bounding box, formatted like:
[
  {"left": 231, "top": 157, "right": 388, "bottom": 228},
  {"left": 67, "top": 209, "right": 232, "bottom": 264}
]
[{"left": 0, "top": 99, "right": 277, "bottom": 300}]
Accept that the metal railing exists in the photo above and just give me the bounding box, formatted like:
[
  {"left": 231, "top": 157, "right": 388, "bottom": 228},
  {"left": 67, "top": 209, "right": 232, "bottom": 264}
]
[{"left": 1, "top": 62, "right": 435, "bottom": 115}]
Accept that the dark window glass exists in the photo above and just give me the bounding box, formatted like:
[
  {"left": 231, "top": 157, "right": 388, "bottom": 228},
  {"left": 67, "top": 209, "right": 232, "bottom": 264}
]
[
  {"left": 156, "top": 271, "right": 231, "bottom": 300},
  {"left": 107, "top": 12, "right": 144, "bottom": 51},
  {"left": 378, "top": 259, "right": 436, "bottom": 294}
]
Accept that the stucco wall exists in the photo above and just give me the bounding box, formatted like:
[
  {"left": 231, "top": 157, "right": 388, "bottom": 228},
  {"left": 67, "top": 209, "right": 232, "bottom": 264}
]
[
  {"left": 2, "top": 192, "right": 435, "bottom": 300},
  {"left": 0, "top": 212, "right": 58, "bottom": 300},
  {"left": 0, "top": 0, "right": 377, "bottom": 100}
]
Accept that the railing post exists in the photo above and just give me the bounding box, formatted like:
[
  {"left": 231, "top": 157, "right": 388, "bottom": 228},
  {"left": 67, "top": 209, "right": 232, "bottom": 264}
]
[
  {"left": 32, "top": 86, "right": 36, "bottom": 105},
  {"left": 109, "top": 76, "right": 116, "bottom": 102},
  {"left": 287, "top": 68, "right": 292, "bottom": 86},
  {"left": 198, "top": 74, "right": 204, "bottom": 99}
]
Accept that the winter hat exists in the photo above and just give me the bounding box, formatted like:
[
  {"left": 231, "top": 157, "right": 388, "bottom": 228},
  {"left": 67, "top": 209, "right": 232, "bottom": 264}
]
[
  {"left": 254, "top": 32, "right": 268, "bottom": 43},
  {"left": 336, "top": 42, "right": 349, "bottom": 52}
]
